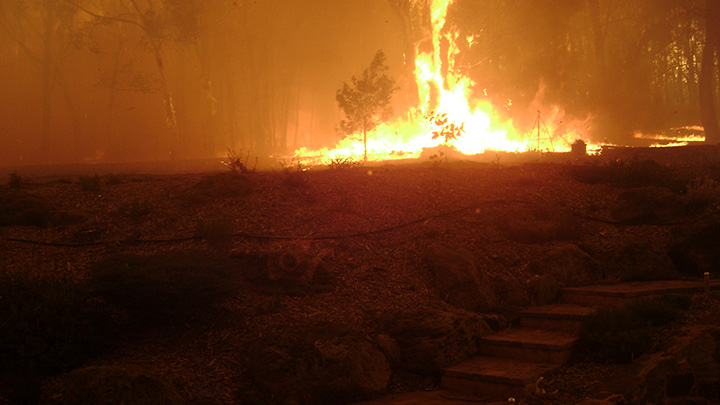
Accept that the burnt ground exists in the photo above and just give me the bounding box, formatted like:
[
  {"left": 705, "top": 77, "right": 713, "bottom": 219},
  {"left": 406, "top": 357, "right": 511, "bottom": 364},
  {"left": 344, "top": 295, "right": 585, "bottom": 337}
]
[{"left": 1, "top": 145, "right": 720, "bottom": 403}]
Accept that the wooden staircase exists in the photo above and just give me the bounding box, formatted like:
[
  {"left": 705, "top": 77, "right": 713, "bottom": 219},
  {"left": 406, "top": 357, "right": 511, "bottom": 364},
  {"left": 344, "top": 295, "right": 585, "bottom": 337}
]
[
  {"left": 441, "top": 303, "right": 586, "bottom": 401},
  {"left": 360, "top": 280, "right": 720, "bottom": 404},
  {"left": 438, "top": 280, "right": 720, "bottom": 402}
]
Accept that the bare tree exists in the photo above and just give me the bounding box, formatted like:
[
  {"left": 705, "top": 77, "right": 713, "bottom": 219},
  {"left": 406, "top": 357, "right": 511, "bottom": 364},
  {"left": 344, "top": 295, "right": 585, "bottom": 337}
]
[
  {"left": 0, "top": 0, "right": 82, "bottom": 162},
  {"left": 699, "top": 0, "right": 720, "bottom": 143}
]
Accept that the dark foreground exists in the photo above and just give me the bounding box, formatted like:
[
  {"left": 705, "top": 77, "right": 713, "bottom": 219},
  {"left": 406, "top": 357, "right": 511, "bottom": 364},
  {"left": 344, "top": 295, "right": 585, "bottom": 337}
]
[{"left": 1, "top": 145, "right": 720, "bottom": 403}]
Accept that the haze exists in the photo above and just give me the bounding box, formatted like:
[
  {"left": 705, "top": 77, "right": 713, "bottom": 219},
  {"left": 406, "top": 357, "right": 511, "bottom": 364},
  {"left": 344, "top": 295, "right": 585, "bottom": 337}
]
[{"left": 1, "top": 0, "right": 718, "bottom": 168}]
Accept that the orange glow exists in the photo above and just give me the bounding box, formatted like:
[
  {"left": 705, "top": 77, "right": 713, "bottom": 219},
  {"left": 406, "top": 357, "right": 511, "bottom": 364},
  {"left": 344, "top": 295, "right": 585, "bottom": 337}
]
[
  {"left": 294, "top": 0, "right": 594, "bottom": 165},
  {"left": 635, "top": 128, "right": 706, "bottom": 148}
]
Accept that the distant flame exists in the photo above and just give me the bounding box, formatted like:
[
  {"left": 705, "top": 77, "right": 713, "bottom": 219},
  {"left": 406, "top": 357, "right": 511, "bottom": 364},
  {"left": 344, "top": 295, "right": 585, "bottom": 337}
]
[
  {"left": 294, "top": 0, "right": 592, "bottom": 165},
  {"left": 635, "top": 128, "right": 705, "bottom": 148}
]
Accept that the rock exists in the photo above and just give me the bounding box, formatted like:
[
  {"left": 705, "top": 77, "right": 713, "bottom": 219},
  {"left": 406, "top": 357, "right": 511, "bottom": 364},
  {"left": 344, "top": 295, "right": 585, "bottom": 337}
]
[
  {"left": 604, "top": 241, "right": 678, "bottom": 281},
  {"left": 610, "top": 187, "right": 683, "bottom": 225},
  {"left": 580, "top": 392, "right": 626, "bottom": 404},
  {"left": 232, "top": 249, "right": 337, "bottom": 296},
  {"left": 533, "top": 274, "right": 562, "bottom": 304},
  {"left": 241, "top": 323, "right": 391, "bottom": 404},
  {"left": 498, "top": 205, "right": 581, "bottom": 244},
  {"left": 423, "top": 244, "right": 498, "bottom": 312},
  {"left": 497, "top": 275, "right": 531, "bottom": 306},
  {"left": 374, "top": 334, "right": 402, "bottom": 367},
  {"left": 668, "top": 221, "right": 720, "bottom": 277},
  {"left": 687, "top": 335, "right": 716, "bottom": 366},
  {"left": 528, "top": 244, "right": 601, "bottom": 287},
  {"left": 666, "top": 372, "right": 695, "bottom": 398},
  {"left": 56, "top": 366, "right": 184, "bottom": 404},
  {"left": 664, "top": 398, "right": 711, "bottom": 405},
  {"left": 491, "top": 250, "right": 521, "bottom": 267},
  {"left": 697, "top": 378, "right": 720, "bottom": 401},
  {"left": 377, "top": 305, "right": 492, "bottom": 374}
]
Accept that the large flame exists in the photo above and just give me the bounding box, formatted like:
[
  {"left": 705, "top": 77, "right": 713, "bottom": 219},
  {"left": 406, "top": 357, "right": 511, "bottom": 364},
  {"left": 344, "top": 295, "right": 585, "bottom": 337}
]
[{"left": 294, "top": 0, "right": 591, "bottom": 165}]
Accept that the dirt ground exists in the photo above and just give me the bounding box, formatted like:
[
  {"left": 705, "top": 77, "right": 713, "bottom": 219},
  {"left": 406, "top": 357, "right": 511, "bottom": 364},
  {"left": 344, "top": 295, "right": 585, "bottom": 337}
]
[{"left": 2, "top": 145, "right": 719, "bottom": 403}]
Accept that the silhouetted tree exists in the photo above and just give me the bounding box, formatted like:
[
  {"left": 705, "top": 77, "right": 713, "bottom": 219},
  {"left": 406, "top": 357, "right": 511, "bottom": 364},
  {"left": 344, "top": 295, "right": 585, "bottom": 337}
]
[
  {"left": 700, "top": 0, "right": 720, "bottom": 143},
  {"left": 336, "top": 50, "right": 397, "bottom": 161},
  {"left": 69, "top": 0, "right": 201, "bottom": 159},
  {"left": 0, "top": 0, "right": 82, "bottom": 163}
]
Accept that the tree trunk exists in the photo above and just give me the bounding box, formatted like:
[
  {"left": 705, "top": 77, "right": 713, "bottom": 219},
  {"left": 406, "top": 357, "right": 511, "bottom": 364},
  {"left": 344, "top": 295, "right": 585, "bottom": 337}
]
[
  {"left": 363, "top": 128, "right": 368, "bottom": 162},
  {"left": 150, "top": 39, "right": 179, "bottom": 159},
  {"left": 700, "top": 0, "right": 720, "bottom": 144},
  {"left": 41, "top": 1, "right": 54, "bottom": 163}
]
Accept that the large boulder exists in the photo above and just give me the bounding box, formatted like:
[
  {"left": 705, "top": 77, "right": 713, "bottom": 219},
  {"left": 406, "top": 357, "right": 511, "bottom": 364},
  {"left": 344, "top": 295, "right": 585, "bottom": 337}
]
[
  {"left": 241, "top": 323, "right": 391, "bottom": 404},
  {"left": 528, "top": 244, "right": 601, "bottom": 287},
  {"left": 533, "top": 274, "right": 563, "bottom": 305},
  {"left": 377, "top": 305, "right": 494, "bottom": 374},
  {"left": 605, "top": 241, "right": 678, "bottom": 281},
  {"left": 498, "top": 205, "right": 581, "bottom": 244},
  {"left": 55, "top": 366, "right": 184, "bottom": 404},
  {"left": 232, "top": 248, "right": 337, "bottom": 296},
  {"left": 610, "top": 187, "right": 683, "bottom": 225},
  {"left": 423, "top": 244, "right": 498, "bottom": 312},
  {"left": 496, "top": 274, "right": 531, "bottom": 306},
  {"left": 668, "top": 221, "right": 720, "bottom": 277}
]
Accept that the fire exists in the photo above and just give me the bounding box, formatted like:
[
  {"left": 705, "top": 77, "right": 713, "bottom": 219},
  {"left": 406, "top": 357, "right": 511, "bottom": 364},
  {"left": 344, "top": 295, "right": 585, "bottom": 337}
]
[
  {"left": 294, "top": 0, "right": 592, "bottom": 165},
  {"left": 634, "top": 127, "right": 706, "bottom": 148}
]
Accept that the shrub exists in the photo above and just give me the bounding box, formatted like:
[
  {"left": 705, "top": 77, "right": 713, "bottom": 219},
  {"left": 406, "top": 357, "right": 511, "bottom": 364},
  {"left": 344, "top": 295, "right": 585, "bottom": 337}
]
[
  {"left": 0, "top": 272, "right": 113, "bottom": 377},
  {"left": 571, "top": 159, "right": 680, "bottom": 190},
  {"left": 683, "top": 176, "right": 720, "bottom": 213},
  {"left": 79, "top": 174, "right": 101, "bottom": 192},
  {"left": 223, "top": 148, "right": 257, "bottom": 175},
  {"left": 0, "top": 191, "right": 54, "bottom": 227},
  {"left": 89, "top": 251, "right": 241, "bottom": 324},
  {"left": 104, "top": 174, "right": 123, "bottom": 185},
  {"left": 8, "top": 172, "right": 22, "bottom": 188},
  {"left": 577, "top": 294, "right": 690, "bottom": 363},
  {"left": 327, "top": 156, "right": 361, "bottom": 170},
  {"left": 279, "top": 157, "right": 309, "bottom": 189},
  {"left": 279, "top": 156, "right": 308, "bottom": 173},
  {"left": 577, "top": 306, "right": 650, "bottom": 363},
  {"left": 117, "top": 200, "right": 154, "bottom": 218},
  {"left": 631, "top": 294, "right": 691, "bottom": 326}
]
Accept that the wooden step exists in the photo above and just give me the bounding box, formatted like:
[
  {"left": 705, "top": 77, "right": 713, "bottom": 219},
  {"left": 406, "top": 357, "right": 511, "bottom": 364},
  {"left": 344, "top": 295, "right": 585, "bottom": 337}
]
[
  {"left": 559, "top": 280, "right": 720, "bottom": 308},
  {"left": 519, "top": 303, "right": 596, "bottom": 333},
  {"left": 442, "top": 356, "right": 559, "bottom": 400},
  {"left": 478, "top": 328, "right": 578, "bottom": 364}
]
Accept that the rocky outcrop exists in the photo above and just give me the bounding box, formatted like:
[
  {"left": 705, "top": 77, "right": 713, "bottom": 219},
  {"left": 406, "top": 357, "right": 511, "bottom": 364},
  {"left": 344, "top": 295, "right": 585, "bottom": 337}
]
[
  {"left": 241, "top": 322, "right": 391, "bottom": 404},
  {"left": 669, "top": 221, "right": 720, "bottom": 277},
  {"left": 605, "top": 241, "right": 679, "bottom": 281},
  {"left": 610, "top": 187, "right": 684, "bottom": 225},
  {"left": 232, "top": 248, "right": 337, "bottom": 296},
  {"left": 526, "top": 244, "right": 601, "bottom": 304},
  {"left": 424, "top": 244, "right": 498, "bottom": 312},
  {"left": 582, "top": 317, "right": 720, "bottom": 404},
  {"left": 377, "top": 305, "right": 495, "bottom": 374},
  {"left": 499, "top": 205, "right": 581, "bottom": 244},
  {"left": 55, "top": 366, "right": 185, "bottom": 404},
  {"left": 529, "top": 244, "right": 601, "bottom": 287}
]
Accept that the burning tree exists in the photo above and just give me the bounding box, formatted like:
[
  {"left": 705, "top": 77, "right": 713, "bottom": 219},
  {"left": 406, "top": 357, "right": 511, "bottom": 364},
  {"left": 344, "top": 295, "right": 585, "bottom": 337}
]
[{"left": 336, "top": 50, "right": 397, "bottom": 162}]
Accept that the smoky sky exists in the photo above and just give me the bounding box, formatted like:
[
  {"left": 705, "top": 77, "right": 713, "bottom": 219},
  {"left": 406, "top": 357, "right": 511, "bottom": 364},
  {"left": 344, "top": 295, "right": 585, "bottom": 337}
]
[{"left": 0, "top": 0, "right": 712, "bottom": 167}]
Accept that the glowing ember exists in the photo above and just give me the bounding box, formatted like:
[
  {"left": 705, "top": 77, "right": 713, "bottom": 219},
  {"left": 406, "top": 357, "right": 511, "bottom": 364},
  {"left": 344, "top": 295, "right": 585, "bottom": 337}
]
[{"left": 294, "top": 0, "right": 592, "bottom": 165}]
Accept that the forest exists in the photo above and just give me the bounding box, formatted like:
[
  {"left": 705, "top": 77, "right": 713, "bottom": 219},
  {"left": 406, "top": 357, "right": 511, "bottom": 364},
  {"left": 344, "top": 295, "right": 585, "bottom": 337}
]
[{"left": 0, "top": 0, "right": 719, "bottom": 167}]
